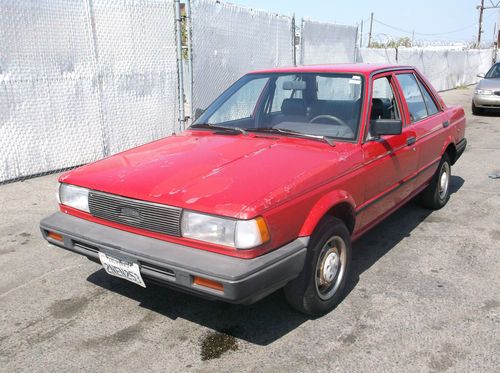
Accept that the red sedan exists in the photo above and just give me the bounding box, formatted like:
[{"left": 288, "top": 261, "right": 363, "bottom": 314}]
[{"left": 41, "top": 64, "right": 467, "bottom": 315}]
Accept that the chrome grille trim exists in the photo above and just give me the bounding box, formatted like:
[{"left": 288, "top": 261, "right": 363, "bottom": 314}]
[{"left": 88, "top": 191, "right": 182, "bottom": 237}]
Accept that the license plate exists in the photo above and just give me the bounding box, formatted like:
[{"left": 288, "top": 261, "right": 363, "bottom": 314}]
[{"left": 99, "top": 252, "right": 146, "bottom": 288}]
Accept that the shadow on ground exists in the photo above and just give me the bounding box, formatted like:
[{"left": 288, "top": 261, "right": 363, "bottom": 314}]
[
  {"left": 87, "top": 176, "right": 465, "bottom": 346},
  {"left": 474, "top": 109, "right": 500, "bottom": 117}
]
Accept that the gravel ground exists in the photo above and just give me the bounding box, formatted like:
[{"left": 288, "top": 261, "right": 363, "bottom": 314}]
[{"left": 0, "top": 87, "right": 499, "bottom": 372}]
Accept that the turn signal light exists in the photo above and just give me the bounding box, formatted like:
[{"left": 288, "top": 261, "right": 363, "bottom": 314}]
[
  {"left": 256, "top": 216, "right": 271, "bottom": 243},
  {"left": 193, "top": 276, "right": 224, "bottom": 292},
  {"left": 47, "top": 231, "right": 63, "bottom": 242}
]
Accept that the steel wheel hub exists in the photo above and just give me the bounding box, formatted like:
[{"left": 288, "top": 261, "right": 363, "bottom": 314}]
[
  {"left": 320, "top": 251, "right": 340, "bottom": 285},
  {"left": 315, "top": 236, "right": 347, "bottom": 300},
  {"left": 439, "top": 162, "right": 450, "bottom": 199}
]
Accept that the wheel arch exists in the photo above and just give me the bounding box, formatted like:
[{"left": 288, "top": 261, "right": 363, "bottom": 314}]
[
  {"left": 442, "top": 139, "right": 457, "bottom": 165},
  {"left": 299, "top": 190, "right": 356, "bottom": 237}
]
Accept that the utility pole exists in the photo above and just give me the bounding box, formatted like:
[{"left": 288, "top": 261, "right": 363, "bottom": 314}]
[
  {"left": 360, "top": 20, "right": 364, "bottom": 48},
  {"left": 411, "top": 30, "right": 415, "bottom": 47},
  {"left": 368, "top": 12, "right": 374, "bottom": 48},
  {"left": 477, "top": 0, "right": 485, "bottom": 47},
  {"left": 476, "top": 1, "right": 500, "bottom": 48}
]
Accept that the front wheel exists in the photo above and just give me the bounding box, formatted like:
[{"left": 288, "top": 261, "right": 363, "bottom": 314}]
[
  {"left": 472, "top": 102, "right": 483, "bottom": 115},
  {"left": 284, "top": 217, "right": 351, "bottom": 316},
  {"left": 420, "top": 153, "right": 451, "bottom": 210}
]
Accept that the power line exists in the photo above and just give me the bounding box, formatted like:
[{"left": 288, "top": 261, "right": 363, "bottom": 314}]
[{"left": 372, "top": 12, "right": 496, "bottom": 37}]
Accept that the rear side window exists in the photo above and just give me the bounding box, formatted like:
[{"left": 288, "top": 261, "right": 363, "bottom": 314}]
[
  {"left": 417, "top": 79, "right": 439, "bottom": 116},
  {"left": 396, "top": 73, "right": 427, "bottom": 122}
]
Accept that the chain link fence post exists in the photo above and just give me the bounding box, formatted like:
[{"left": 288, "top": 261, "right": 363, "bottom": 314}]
[
  {"left": 292, "top": 14, "right": 296, "bottom": 66},
  {"left": 185, "top": 0, "right": 194, "bottom": 124},
  {"left": 83, "top": 0, "right": 108, "bottom": 157},
  {"left": 174, "top": 0, "right": 186, "bottom": 131}
]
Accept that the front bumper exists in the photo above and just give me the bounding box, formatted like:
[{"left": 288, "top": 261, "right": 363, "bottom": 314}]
[
  {"left": 473, "top": 94, "right": 500, "bottom": 108},
  {"left": 40, "top": 212, "right": 308, "bottom": 304}
]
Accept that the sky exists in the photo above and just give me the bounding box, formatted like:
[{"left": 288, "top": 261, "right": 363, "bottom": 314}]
[{"left": 229, "top": 0, "right": 499, "bottom": 45}]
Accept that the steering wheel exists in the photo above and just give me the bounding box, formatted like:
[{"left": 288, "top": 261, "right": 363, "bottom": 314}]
[{"left": 309, "top": 115, "right": 348, "bottom": 128}]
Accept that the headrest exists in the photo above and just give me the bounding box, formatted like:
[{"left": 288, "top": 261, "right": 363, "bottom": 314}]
[
  {"left": 371, "top": 98, "right": 384, "bottom": 119},
  {"left": 281, "top": 98, "right": 307, "bottom": 116}
]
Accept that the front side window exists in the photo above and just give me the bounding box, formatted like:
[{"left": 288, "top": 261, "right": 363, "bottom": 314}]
[
  {"left": 370, "top": 76, "right": 400, "bottom": 121},
  {"left": 195, "top": 73, "right": 364, "bottom": 141}
]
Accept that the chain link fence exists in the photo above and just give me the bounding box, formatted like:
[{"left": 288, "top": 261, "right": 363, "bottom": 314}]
[
  {"left": 189, "top": 0, "right": 294, "bottom": 116},
  {"left": 357, "top": 47, "right": 495, "bottom": 91},
  {"left": 1, "top": 0, "right": 495, "bottom": 184},
  {"left": 0, "top": 0, "right": 179, "bottom": 183},
  {"left": 300, "top": 19, "right": 358, "bottom": 64}
]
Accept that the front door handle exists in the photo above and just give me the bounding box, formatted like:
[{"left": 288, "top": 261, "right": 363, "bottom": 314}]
[
  {"left": 443, "top": 120, "right": 449, "bottom": 128},
  {"left": 406, "top": 136, "right": 416, "bottom": 146}
]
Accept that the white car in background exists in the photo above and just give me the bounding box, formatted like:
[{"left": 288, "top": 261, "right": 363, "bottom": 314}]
[{"left": 472, "top": 63, "right": 500, "bottom": 115}]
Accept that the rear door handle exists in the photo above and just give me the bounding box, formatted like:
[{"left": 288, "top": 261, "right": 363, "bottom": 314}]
[
  {"left": 406, "top": 136, "right": 416, "bottom": 146},
  {"left": 443, "top": 120, "right": 449, "bottom": 128}
]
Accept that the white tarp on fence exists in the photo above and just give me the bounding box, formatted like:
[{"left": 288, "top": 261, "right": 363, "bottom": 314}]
[
  {"left": 356, "top": 47, "right": 397, "bottom": 64},
  {"left": 300, "top": 19, "right": 357, "bottom": 64},
  {"left": 190, "top": 0, "right": 294, "bottom": 111},
  {"left": 0, "top": 0, "right": 178, "bottom": 182},
  {"left": 357, "top": 47, "right": 495, "bottom": 91},
  {"left": 397, "top": 48, "right": 493, "bottom": 91}
]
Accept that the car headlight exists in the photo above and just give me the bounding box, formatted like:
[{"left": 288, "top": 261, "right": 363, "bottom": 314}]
[
  {"left": 475, "top": 89, "right": 493, "bottom": 95},
  {"left": 181, "top": 211, "right": 270, "bottom": 249},
  {"left": 59, "top": 183, "right": 89, "bottom": 213}
]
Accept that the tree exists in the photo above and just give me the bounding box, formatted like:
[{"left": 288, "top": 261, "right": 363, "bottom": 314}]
[{"left": 370, "top": 37, "right": 412, "bottom": 49}]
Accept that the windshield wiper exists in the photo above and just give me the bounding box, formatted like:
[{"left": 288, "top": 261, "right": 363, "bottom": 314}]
[
  {"left": 246, "top": 127, "right": 335, "bottom": 146},
  {"left": 190, "top": 123, "right": 247, "bottom": 135}
]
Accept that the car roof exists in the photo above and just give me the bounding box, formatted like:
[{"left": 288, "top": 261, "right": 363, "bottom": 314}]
[{"left": 249, "top": 63, "right": 414, "bottom": 76}]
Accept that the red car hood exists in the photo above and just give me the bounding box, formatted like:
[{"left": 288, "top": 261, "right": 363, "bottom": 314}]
[{"left": 61, "top": 131, "right": 360, "bottom": 218}]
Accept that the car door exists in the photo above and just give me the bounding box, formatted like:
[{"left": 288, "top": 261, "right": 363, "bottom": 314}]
[
  {"left": 395, "top": 72, "right": 448, "bottom": 191},
  {"left": 358, "top": 72, "right": 419, "bottom": 230}
]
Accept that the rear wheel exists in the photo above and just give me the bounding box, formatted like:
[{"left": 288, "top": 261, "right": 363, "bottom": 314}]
[
  {"left": 472, "top": 102, "right": 483, "bottom": 115},
  {"left": 284, "top": 217, "right": 351, "bottom": 316},
  {"left": 420, "top": 153, "right": 451, "bottom": 210}
]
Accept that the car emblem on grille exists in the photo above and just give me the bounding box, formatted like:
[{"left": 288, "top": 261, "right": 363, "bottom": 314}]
[{"left": 119, "top": 207, "right": 141, "bottom": 220}]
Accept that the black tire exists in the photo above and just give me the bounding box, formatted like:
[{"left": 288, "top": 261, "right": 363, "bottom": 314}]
[
  {"left": 284, "top": 217, "right": 351, "bottom": 316},
  {"left": 472, "top": 102, "right": 483, "bottom": 116},
  {"left": 420, "top": 153, "right": 451, "bottom": 210}
]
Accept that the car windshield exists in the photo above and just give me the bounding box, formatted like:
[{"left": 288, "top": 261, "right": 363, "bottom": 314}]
[
  {"left": 485, "top": 64, "right": 500, "bottom": 78},
  {"left": 193, "top": 73, "right": 364, "bottom": 141}
]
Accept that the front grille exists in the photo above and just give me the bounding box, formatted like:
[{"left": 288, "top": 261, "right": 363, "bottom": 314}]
[
  {"left": 88, "top": 191, "right": 182, "bottom": 237},
  {"left": 495, "top": 91, "right": 500, "bottom": 96}
]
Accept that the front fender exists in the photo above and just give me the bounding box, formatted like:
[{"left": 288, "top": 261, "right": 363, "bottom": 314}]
[{"left": 298, "top": 189, "right": 356, "bottom": 236}]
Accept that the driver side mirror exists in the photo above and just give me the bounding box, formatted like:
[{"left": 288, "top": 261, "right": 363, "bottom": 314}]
[
  {"left": 370, "top": 119, "right": 402, "bottom": 137},
  {"left": 477, "top": 73, "right": 485, "bottom": 78}
]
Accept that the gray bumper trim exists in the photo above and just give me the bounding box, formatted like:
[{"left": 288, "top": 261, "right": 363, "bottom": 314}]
[
  {"left": 40, "top": 212, "right": 308, "bottom": 304},
  {"left": 454, "top": 138, "right": 467, "bottom": 164}
]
